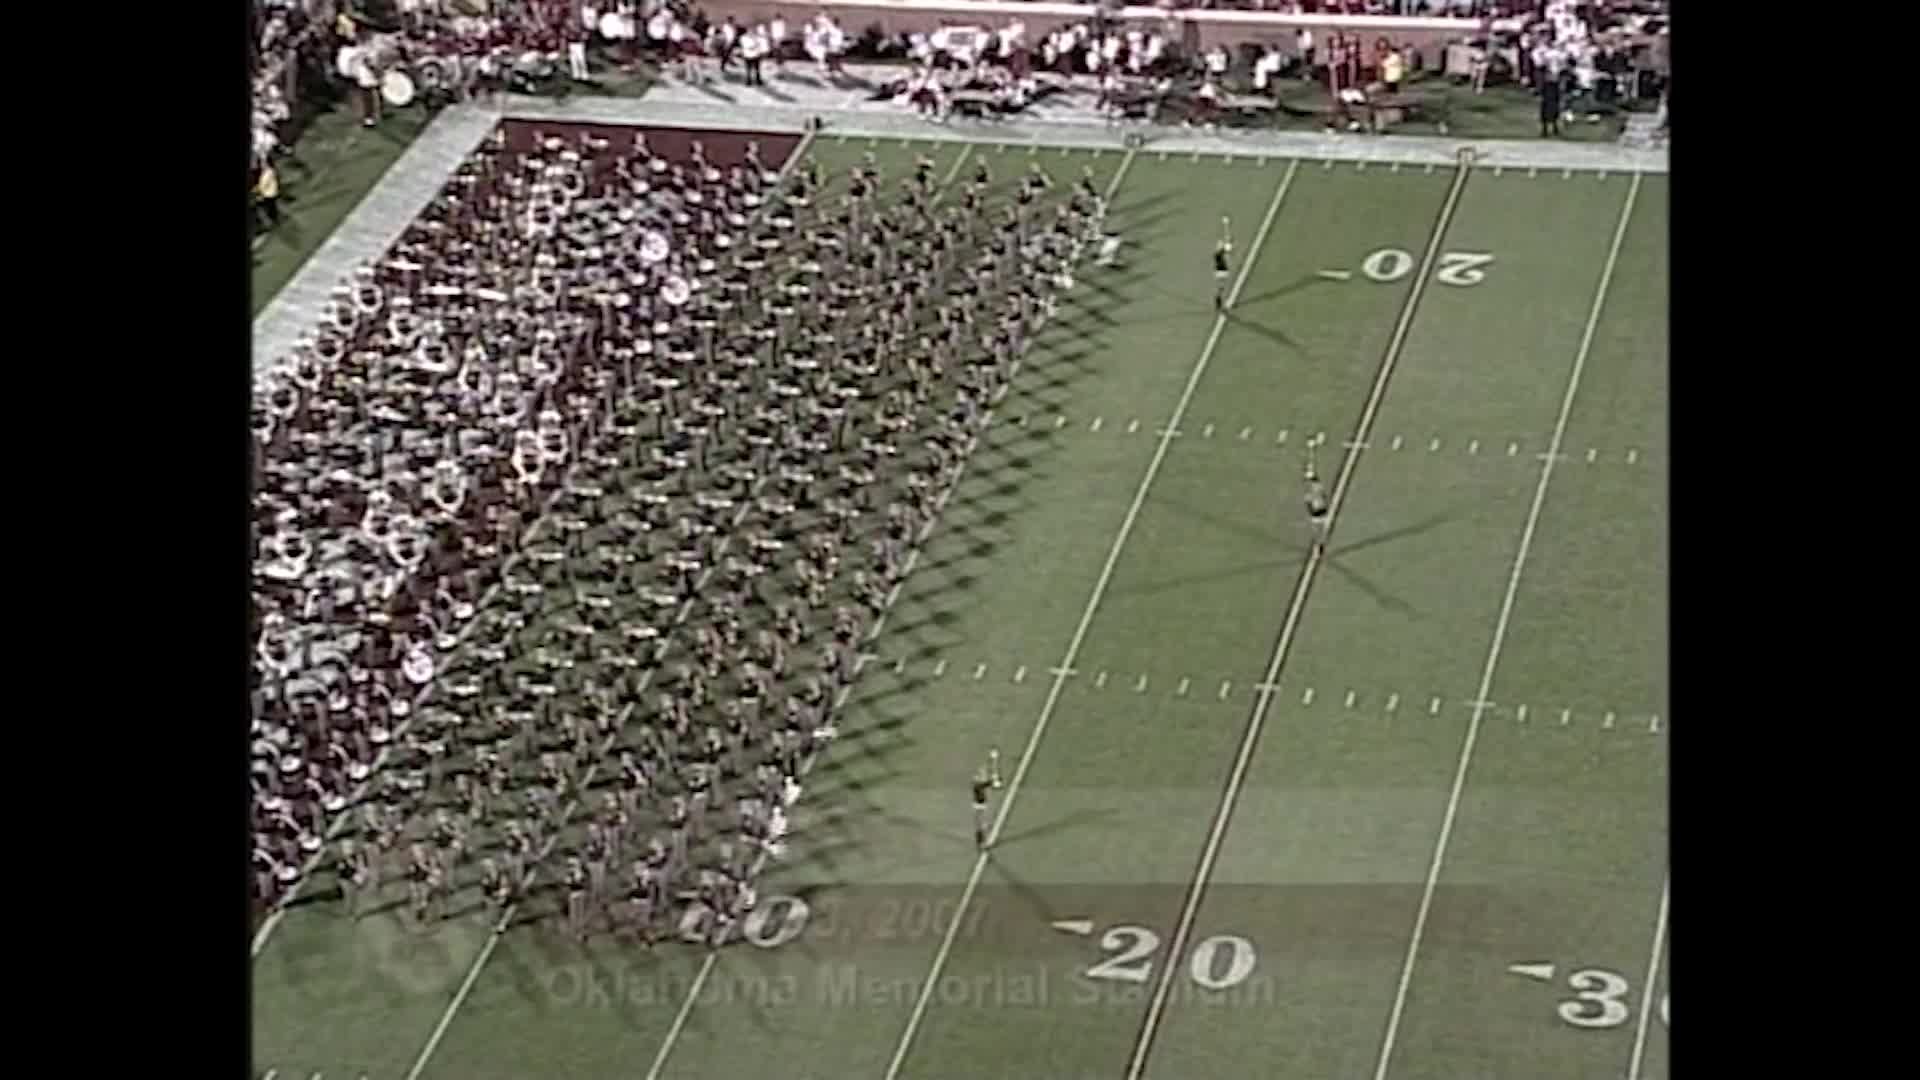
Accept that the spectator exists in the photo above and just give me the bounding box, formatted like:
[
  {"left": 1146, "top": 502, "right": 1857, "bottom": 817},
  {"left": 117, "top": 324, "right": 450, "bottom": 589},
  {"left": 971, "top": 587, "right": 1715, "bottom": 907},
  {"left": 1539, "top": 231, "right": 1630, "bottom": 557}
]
[
  {"left": 254, "top": 161, "right": 283, "bottom": 229},
  {"left": 1538, "top": 68, "right": 1562, "bottom": 136},
  {"left": 1382, "top": 42, "right": 1405, "bottom": 93}
]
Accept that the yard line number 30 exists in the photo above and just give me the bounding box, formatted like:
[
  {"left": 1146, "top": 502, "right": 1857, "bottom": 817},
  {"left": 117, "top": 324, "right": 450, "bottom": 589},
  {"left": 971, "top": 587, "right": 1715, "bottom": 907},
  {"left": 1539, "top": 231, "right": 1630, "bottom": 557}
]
[
  {"left": 1557, "top": 968, "right": 1670, "bottom": 1032},
  {"left": 1362, "top": 248, "right": 1496, "bottom": 287},
  {"left": 1086, "top": 925, "right": 1260, "bottom": 991}
]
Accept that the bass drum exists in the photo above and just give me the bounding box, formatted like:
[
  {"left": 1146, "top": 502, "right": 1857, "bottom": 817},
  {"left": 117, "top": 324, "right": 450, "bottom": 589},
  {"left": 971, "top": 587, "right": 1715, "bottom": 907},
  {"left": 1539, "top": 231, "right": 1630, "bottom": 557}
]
[{"left": 382, "top": 70, "right": 417, "bottom": 107}]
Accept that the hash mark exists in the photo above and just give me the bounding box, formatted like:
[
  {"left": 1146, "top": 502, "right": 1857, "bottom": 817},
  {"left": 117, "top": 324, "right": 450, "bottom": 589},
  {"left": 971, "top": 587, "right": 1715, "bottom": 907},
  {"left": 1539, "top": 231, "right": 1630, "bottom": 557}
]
[
  {"left": 933, "top": 658, "right": 948, "bottom": 677},
  {"left": 1055, "top": 415, "right": 1066, "bottom": 429},
  {"left": 1128, "top": 419, "right": 1140, "bottom": 433},
  {"left": 1238, "top": 427, "right": 1252, "bottom": 440},
  {"left": 1586, "top": 448, "right": 1599, "bottom": 463},
  {"left": 1468, "top": 440, "right": 1480, "bottom": 455},
  {"left": 1386, "top": 693, "right": 1399, "bottom": 712},
  {"left": 1603, "top": 711, "right": 1616, "bottom": 729},
  {"left": 1649, "top": 714, "right": 1661, "bottom": 734},
  {"left": 1356, "top": 161, "right": 1367, "bottom": 171},
  {"left": 1562, "top": 168, "right": 1573, "bottom": 178},
  {"left": 1626, "top": 448, "right": 1639, "bottom": 464},
  {"left": 1177, "top": 677, "right": 1190, "bottom": 697},
  {"left": 1507, "top": 442, "right": 1518, "bottom": 457},
  {"left": 1318, "top": 269, "right": 1354, "bottom": 281},
  {"left": 1428, "top": 697, "right": 1441, "bottom": 715},
  {"left": 1096, "top": 670, "right": 1109, "bottom": 688},
  {"left": 1425, "top": 163, "right": 1435, "bottom": 173},
  {"left": 1324, "top": 159, "right": 1335, "bottom": 169},
  {"left": 1158, "top": 152, "right": 1168, "bottom": 161},
  {"left": 1302, "top": 687, "right": 1316, "bottom": 705},
  {"left": 893, "top": 657, "right": 906, "bottom": 674},
  {"left": 1528, "top": 167, "right": 1538, "bottom": 178},
  {"left": 1429, "top": 437, "right": 1442, "bottom": 452},
  {"left": 1560, "top": 708, "right": 1572, "bottom": 726},
  {"left": 1344, "top": 690, "right": 1356, "bottom": 709},
  {"left": 1157, "top": 427, "right": 1183, "bottom": 438},
  {"left": 1014, "top": 665, "right": 1027, "bottom": 684},
  {"left": 1277, "top": 429, "right": 1289, "bottom": 444},
  {"left": 972, "top": 663, "right": 986, "bottom": 680},
  {"left": 1091, "top": 416, "right": 1104, "bottom": 432},
  {"left": 1134, "top": 674, "right": 1148, "bottom": 693},
  {"left": 1202, "top": 424, "right": 1215, "bottom": 438},
  {"left": 1049, "top": 666, "right": 1078, "bottom": 678},
  {"left": 1218, "top": 681, "right": 1232, "bottom": 700},
  {"left": 1516, "top": 704, "right": 1529, "bottom": 723},
  {"left": 1391, "top": 435, "right": 1404, "bottom": 451},
  {"left": 1493, "top": 166, "right": 1504, "bottom": 176},
  {"left": 1391, "top": 162, "right": 1401, "bottom": 172}
]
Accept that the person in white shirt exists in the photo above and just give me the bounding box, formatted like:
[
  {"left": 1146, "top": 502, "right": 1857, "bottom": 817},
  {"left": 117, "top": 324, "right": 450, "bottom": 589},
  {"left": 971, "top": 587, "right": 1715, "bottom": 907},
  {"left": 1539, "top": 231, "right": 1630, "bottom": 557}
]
[
  {"left": 1297, "top": 27, "right": 1315, "bottom": 78},
  {"left": 739, "top": 25, "right": 768, "bottom": 86},
  {"left": 768, "top": 16, "right": 788, "bottom": 75}
]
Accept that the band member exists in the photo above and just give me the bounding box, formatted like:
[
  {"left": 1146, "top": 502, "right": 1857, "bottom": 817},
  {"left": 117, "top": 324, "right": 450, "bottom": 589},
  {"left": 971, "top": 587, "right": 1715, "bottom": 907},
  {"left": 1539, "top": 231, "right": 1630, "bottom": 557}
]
[
  {"left": 1305, "top": 467, "right": 1331, "bottom": 555},
  {"left": 971, "top": 765, "right": 994, "bottom": 849},
  {"left": 564, "top": 856, "right": 592, "bottom": 939},
  {"left": 1213, "top": 217, "right": 1233, "bottom": 310},
  {"left": 338, "top": 839, "right": 371, "bottom": 918}
]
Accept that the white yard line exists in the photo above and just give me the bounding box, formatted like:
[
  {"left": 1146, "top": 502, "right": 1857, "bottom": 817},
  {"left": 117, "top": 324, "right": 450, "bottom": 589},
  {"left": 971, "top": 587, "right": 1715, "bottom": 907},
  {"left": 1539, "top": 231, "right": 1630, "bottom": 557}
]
[
  {"left": 637, "top": 137, "right": 1056, "bottom": 1080},
  {"left": 1123, "top": 156, "right": 1474, "bottom": 1080},
  {"left": 885, "top": 155, "right": 1301, "bottom": 1080},
  {"left": 1370, "top": 169, "right": 1642, "bottom": 1080},
  {"left": 1626, "top": 874, "right": 1670, "bottom": 1080}
]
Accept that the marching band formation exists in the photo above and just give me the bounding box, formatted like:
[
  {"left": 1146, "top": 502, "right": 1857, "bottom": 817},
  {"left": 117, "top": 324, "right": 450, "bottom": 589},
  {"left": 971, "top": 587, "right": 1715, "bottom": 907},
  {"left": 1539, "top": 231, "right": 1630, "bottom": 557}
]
[{"left": 250, "top": 125, "right": 1114, "bottom": 943}]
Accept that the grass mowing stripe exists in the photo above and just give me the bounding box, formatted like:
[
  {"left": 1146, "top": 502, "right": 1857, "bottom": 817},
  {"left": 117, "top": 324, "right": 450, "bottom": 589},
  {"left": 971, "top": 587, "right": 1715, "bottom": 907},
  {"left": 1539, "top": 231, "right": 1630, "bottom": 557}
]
[
  {"left": 1626, "top": 873, "right": 1670, "bottom": 1080},
  {"left": 1370, "top": 168, "right": 1643, "bottom": 1080},
  {"left": 883, "top": 153, "right": 1292, "bottom": 1080},
  {"left": 398, "top": 128, "right": 824, "bottom": 1080},
  {"left": 1123, "top": 155, "right": 1474, "bottom": 1080},
  {"left": 639, "top": 138, "right": 981, "bottom": 1080}
]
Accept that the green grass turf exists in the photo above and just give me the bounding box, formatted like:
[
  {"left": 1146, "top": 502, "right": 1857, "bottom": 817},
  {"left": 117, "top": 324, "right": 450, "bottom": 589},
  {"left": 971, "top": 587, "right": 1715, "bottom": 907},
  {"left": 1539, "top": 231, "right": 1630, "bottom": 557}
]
[{"left": 250, "top": 139, "right": 1668, "bottom": 1080}]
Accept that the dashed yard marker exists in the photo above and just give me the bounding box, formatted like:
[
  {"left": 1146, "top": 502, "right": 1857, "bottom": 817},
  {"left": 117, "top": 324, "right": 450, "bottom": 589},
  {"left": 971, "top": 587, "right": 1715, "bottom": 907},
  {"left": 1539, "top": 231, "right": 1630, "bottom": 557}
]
[
  {"left": 1177, "top": 677, "right": 1190, "bottom": 697},
  {"left": 1091, "top": 416, "right": 1104, "bottom": 432},
  {"left": 1052, "top": 919, "right": 1095, "bottom": 936},
  {"left": 933, "top": 658, "right": 948, "bottom": 677},
  {"left": 1014, "top": 665, "right": 1028, "bottom": 684}
]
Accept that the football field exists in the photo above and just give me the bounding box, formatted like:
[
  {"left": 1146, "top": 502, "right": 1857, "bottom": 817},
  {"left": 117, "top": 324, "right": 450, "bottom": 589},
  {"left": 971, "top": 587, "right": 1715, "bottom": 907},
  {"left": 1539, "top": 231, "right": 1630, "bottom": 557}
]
[{"left": 252, "top": 129, "right": 1669, "bottom": 1080}]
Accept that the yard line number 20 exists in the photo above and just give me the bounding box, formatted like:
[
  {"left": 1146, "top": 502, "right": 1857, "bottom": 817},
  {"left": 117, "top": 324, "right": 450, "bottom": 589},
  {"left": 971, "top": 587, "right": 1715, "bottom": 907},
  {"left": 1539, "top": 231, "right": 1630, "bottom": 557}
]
[
  {"left": 1085, "top": 925, "right": 1260, "bottom": 991},
  {"left": 1362, "top": 248, "right": 1496, "bottom": 287}
]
